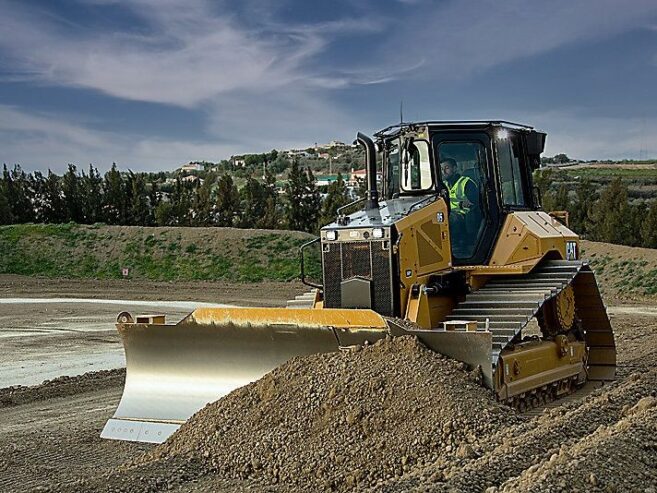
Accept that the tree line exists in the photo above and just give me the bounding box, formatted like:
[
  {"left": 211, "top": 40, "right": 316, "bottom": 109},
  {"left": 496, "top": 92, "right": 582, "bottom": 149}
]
[
  {"left": 0, "top": 162, "right": 351, "bottom": 233},
  {"left": 535, "top": 169, "right": 657, "bottom": 249}
]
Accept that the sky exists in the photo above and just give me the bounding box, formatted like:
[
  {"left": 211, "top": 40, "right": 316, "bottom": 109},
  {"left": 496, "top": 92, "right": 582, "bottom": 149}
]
[{"left": 0, "top": 0, "right": 656, "bottom": 173}]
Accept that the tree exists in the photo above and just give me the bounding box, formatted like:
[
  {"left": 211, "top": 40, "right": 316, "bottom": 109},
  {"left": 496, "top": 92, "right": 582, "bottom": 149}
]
[
  {"left": 5, "top": 165, "right": 34, "bottom": 223},
  {"left": 0, "top": 175, "right": 12, "bottom": 225},
  {"left": 103, "top": 164, "right": 126, "bottom": 224},
  {"left": 569, "top": 179, "right": 597, "bottom": 236},
  {"left": 81, "top": 165, "right": 103, "bottom": 223},
  {"left": 154, "top": 201, "right": 176, "bottom": 226},
  {"left": 285, "top": 161, "right": 307, "bottom": 231},
  {"left": 320, "top": 173, "right": 349, "bottom": 226},
  {"left": 193, "top": 175, "right": 215, "bottom": 226},
  {"left": 258, "top": 168, "right": 282, "bottom": 229},
  {"left": 36, "top": 170, "right": 66, "bottom": 223},
  {"left": 239, "top": 176, "right": 267, "bottom": 228},
  {"left": 640, "top": 201, "right": 657, "bottom": 248},
  {"left": 284, "top": 161, "right": 320, "bottom": 233},
  {"left": 302, "top": 168, "right": 321, "bottom": 232},
  {"left": 148, "top": 181, "right": 161, "bottom": 226},
  {"left": 169, "top": 177, "right": 194, "bottom": 226},
  {"left": 127, "top": 171, "right": 150, "bottom": 226},
  {"left": 61, "top": 164, "right": 83, "bottom": 222},
  {"left": 589, "top": 178, "right": 632, "bottom": 245},
  {"left": 29, "top": 171, "right": 47, "bottom": 222},
  {"left": 215, "top": 174, "right": 240, "bottom": 227}
]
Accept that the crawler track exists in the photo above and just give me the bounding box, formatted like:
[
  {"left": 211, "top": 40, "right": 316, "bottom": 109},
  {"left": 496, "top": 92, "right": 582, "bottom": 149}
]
[{"left": 446, "top": 259, "right": 616, "bottom": 382}]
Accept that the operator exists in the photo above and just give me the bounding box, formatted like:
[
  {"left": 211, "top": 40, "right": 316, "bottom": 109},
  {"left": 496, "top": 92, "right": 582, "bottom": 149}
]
[
  {"left": 440, "top": 158, "right": 480, "bottom": 245},
  {"left": 440, "top": 158, "right": 479, "bottom": 216}
]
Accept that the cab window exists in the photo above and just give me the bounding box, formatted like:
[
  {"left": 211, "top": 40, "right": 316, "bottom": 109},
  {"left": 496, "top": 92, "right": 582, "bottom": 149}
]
[
  {"left": 401, "top": 140, "right": 432, "bottom": 192},
  {"left": 496, "top": 133, "right": 528, "bottom": 207},
  {"left": 437, "top": 141, "right": 487, "bottom": 260},
  {"left": 386, "top": 144, "right": 400, "bottom": 198}
]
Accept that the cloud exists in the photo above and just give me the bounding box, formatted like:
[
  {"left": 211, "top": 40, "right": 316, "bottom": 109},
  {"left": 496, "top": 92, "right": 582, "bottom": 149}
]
[
  {"left": 372, "top": 0, "right": 657, "bottom": 82},
  {"left": 515, "top": 110, "right": 657, "bottom": 161},
  {"left": 0, "top": 0, "right": 388, "bottom": 108},
  {"left": 0, "top": 1, "right": 329, "bottom": 107},
  {"left": 0, "top": 105, "right": 241, "bottom": 172},
  {"left": 1, "top": 0, "right": 656, "bottom": 172}
]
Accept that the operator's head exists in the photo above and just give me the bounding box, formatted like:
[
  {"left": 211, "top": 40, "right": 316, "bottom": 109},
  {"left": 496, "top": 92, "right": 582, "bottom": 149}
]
[{"left": 441, "top": 158, "right": 457, "bottom": 179}]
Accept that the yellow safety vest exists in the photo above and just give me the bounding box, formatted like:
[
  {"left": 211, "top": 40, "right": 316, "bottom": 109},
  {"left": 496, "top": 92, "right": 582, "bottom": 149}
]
[{"left": 448, "top": 175, "right": 474, "bottom": 215}]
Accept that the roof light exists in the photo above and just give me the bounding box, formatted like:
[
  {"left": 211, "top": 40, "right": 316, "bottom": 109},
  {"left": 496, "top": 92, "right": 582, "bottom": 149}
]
[{"left": 497, "top": 128, "right": 509, "bottom": 140}]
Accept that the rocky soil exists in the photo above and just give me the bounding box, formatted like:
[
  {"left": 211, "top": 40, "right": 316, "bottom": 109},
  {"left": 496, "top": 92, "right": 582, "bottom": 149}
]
[
  {"left": 149, "top": 337, "right": 516, "bottom": 491},
  {"left": 0, "top": 369, "right": 125, "bottom": 408},
  {"left": 0, "top": 280, "right": 655, "bottom": 492},
  {"left": 48, "top": 320, "right": 656, "bottom": 493}
]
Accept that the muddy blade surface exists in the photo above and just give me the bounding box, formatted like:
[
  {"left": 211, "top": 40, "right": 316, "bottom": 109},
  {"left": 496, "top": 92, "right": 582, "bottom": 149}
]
[{"left": 102, "top": 307, "right": 388, "bottom": 443}]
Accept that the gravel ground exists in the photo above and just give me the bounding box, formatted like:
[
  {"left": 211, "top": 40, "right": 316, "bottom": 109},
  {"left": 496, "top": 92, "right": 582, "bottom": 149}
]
[
  {"left": 0, "top": 274, "right": 307, "bottom": 306},
  {"left": 1, "top": 310, "right": 655, "bottom": 493},
  {"left": 0, "top": 369, "right": 125, "bottom": 408}
]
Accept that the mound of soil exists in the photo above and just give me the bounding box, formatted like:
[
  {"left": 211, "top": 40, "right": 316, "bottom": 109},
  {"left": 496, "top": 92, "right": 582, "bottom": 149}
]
[
  {"left": 141, "top": 336, "right": 517, "bottom": 491},
  {"left": 503, "top": 397, "right": 657, "bottom": 493},
  {"left": 0, "top": 369, "right": 125, "bottom": 408},
  {"left": 380, "top": 368, "right": 657, "bottom": 492}
]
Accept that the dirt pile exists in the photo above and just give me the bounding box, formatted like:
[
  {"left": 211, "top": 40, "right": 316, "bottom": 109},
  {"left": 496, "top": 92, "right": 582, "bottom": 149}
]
[
  {"left": 378, "top": 368, "right": 657, "bottom": 492},
  {"left": 0, "top": 369, "right": 125, "bottom": 408},
  {"left": 502, "top": 397, "right": 657, "bottom": 493},
  {"left": 140, "top": 336, "right": 518, "bottom": 491}
]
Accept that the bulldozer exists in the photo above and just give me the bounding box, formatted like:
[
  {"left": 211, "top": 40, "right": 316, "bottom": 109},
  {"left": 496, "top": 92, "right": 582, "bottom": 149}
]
[{"left": 102, "top": 121, "right": 615, "bottom": 444}]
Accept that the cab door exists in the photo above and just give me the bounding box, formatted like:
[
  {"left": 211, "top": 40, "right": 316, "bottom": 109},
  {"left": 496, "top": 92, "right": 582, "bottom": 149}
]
[{"left": 433, "top": 131, "right": 500, "bottom": 266}]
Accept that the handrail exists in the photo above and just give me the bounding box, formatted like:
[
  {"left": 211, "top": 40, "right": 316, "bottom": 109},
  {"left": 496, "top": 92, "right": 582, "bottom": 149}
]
[
  {"left": 299, "top": 237, "right": 322, "bottom": 289},
  {"left": 337, "top": 197, "right": 365, "bottom": 216}
]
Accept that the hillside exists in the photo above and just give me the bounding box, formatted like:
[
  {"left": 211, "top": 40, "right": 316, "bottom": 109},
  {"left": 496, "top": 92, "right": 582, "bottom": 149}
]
[
  {"left": 582, "top": 239, "right": 657, "bottom": 302},
  {"left": 0, "top": 224, "right": 320, "bottom": 283},
  {"left": 538, "top": 163, "right": 657, "bottom": 202},
  {"left": 1, "top": 224, "right": 655, "bottom": 302}
]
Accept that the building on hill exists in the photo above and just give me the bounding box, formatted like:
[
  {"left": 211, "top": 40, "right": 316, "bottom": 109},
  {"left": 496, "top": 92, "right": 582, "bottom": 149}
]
[
  {"left": 315, "top": 140, "right": 348, "bottom": 150},
  {"left": 181, "top": 175, "right": 203, "bottom": 184},
  {"left": 348, "top": 168, "right": 382, "bottom": 187},
  {"left": 179, "top": 162, "right": 204, "bottom": 173},
  {"left": 284, "top": 149, "right": 311, "bottom": 158},
  {"left": 315, "top": 175, "right": 339, "bottom": 187}
]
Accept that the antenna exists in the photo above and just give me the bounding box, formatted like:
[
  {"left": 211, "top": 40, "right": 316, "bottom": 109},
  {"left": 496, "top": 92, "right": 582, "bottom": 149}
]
[{"left": 400, "top": 99, "right": 403, "bottom": 125}]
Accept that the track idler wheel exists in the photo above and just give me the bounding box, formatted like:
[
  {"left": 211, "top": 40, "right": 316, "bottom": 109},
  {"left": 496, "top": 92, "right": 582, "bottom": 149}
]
[{"left": 538, "top": 285, "right": 576, "bottom": 337}]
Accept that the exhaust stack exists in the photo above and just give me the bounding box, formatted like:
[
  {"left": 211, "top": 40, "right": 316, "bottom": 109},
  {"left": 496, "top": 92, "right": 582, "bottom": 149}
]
[{"left": 357, "top": 132, "right": 379, "bottom": 210}]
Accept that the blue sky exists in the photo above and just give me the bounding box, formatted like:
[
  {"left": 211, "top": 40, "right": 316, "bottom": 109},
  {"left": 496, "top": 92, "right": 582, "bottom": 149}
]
[{"left": 1, "top": 0, "right": 656, "bottom": 172}]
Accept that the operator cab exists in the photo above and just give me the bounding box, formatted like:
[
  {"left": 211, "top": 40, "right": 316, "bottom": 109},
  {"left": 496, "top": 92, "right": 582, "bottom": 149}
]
[{"left": 376, "top": 121, "right": 546, "bottom": 265}]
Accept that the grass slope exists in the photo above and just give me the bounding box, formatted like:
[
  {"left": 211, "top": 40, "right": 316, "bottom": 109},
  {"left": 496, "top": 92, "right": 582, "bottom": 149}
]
[
  {"left": 582, "top": 239, "right": 657, "bottom": 300},
  {"left": 2, "top": 224, "right": 655, "bottom": 300},
  {"left": 0, "top": 223, "right": 321, "bottom": 282}
]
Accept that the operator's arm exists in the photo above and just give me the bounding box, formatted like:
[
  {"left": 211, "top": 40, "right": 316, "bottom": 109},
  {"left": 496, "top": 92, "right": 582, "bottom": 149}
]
[{"left": 464, "top": 181, "right": 479, "bottom": 207}]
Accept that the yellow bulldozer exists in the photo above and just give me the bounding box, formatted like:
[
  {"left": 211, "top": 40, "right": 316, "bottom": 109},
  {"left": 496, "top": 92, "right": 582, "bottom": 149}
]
[{"left": 102, "top": 121, "right": 615, "bottom": 443}]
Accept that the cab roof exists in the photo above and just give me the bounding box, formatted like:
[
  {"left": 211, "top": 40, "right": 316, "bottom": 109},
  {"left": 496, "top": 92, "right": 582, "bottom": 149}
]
[{"left": 373, "top": 120, "right": 535, "bottom": 140}]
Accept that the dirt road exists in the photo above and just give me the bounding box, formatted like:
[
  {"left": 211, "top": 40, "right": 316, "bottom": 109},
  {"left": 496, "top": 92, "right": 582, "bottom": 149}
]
[
  {"left": 0, "top": 276, "right": 306, "bottom": 492},
  {"left": 0, "top": 275, "right": 305, "bottom": 388}
]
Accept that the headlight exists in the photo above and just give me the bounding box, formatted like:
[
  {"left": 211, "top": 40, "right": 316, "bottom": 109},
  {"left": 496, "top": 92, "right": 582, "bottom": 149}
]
[
  {"left": 326, "top": 230, "right": 337, "bottom": 241},
  {"left": 372, "top": 228, "right": 384, "bottom": 239}
]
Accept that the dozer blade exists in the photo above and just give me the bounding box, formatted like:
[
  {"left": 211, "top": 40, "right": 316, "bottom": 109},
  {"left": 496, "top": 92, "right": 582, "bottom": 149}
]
[{"left": 101, "top": 307, "right": 388, "bottom": 443}]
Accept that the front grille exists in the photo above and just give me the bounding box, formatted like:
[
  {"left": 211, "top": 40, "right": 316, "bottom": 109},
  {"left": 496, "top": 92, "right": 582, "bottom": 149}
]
[
  {"left": 322, "top": 240, "right": 395, "bottom": 315},
  {"left": 342, "top": 242, "right": 371, "bottom": 279}
]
